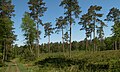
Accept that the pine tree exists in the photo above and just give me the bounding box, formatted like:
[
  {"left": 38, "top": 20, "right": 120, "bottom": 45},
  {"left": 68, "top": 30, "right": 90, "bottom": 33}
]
[
  {"left": 97, "top": 20, "right": 107, "bottom": 43},
  {"left": 55, "top": 16, "right": 67, "bottom": 52},
  {"left": 21, "top": 12, "right": 37, "bottom": 56},
  {"left": 79, "top": 13, "right": 92, "bottom": 51},
  {"left": 28, "top": 0, "right": 47, "bottom": 57},
  {"left": 96, "top": 19, "right": 107, "bottom": 51},
  {"left": 105, "top": 7, "right": 120, "bottom": 50},
  {"left": 60, "top": 0, "right": 81, "bottom": 57},
  {"left": 63, "top": 31, "right": 69, "bottom": 51},
  {"left": 88, "top": 5, "right": 103, "bottom": 51},
  {"left": 44, "top": 22, "right": 54, "bottom": 53}
]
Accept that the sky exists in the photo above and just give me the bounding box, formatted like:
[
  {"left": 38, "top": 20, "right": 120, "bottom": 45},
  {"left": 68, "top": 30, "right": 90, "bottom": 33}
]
[{"left": 11, "top": 0, "right": 120, "bottom": 46}]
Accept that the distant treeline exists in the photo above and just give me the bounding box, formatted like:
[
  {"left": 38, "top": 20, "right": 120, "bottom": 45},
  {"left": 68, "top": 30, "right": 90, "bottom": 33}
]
[{"left": 14, "top": 36, "right": 119, "bottom": 54}]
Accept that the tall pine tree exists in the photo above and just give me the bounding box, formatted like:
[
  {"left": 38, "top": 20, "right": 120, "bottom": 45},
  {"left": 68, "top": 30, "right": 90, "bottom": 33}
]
[
  {"left": 44, "top": 22, "right": 54, "bottom": 53},
  {"left": 55, "top": 16, "right": 67, "bottom": 52},
  {"left": 28, "top": 0, "right": 47, "bottom": 57},
  {"left": 60, "top": 0, "right": 81, "bottom": 57},
  {"left": 79, "top": 13, "right": 92, "bottom": 51},
  {"left": 88, "top": 5, "right": 103, "bottom": 51},
  {"left": 105, "top": 7, "right": 120, "bottom": 50}
]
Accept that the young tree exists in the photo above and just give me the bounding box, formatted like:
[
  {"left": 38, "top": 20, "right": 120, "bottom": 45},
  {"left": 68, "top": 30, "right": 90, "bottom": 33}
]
[
  {"left": 21, "top": 12, "right": 37, "bottom": 56},
  {"left": 44, "top": 22, "right": 54, "bottom": 53},
  {"left": 88, "top": 5, "right": 103, "bottom": 51},
  {"left": 28, "top": 0, "right": 47, "bottom": 57},
  {"left": 0, "top": 0, "right": 16, "bottom": 62},
  {"left": 60, "top": 0, "right": 81, "bottom": 57},
  {"left": 63, "top": 31, "right": 69, "bottom": 51},
  {"left": 55, "top": 16, "right": 67, "bottom": 52},
  {"left": 105, "top": 7, "right": 120, "bottom": 50}
]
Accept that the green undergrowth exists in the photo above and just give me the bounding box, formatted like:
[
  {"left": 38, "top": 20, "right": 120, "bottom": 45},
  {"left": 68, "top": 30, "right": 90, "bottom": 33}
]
[
  {"left": 14, "top": 50, "right": 120, "bottom": 72},
  {"left": 34, "top": 50, "right": 120, "bottom": 72}
]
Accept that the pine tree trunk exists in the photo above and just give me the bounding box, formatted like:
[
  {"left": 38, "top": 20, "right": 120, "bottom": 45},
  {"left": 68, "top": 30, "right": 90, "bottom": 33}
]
[
  {"left": 99, "top": 36, "right": 103, "bottom": 51},
  {"left": 57, "top": 43, "right": 59, "bottom": 52},
  {"left": 112, "top": 42, "right": 114, "bottom": 50},
  {"left": 5, "top": 44, "right": 7, "bottom": 61},
  {"left": 86, "top": 38, "right": 88, "bottom": 51},
  {"left": 68, "top": 1, "right": 72, "bottom": 57},
  {"left": 48, "top": 35, "right": 50, "bottom": 53},
  {"left": 119, "top": 39, "right": 120, "bottom": 50},
  {"left": 29, "top": 34, "right": 35, "bottom": 56},
  {"left": 90, "top": 33, "right": 92, "bottom": 51},
  {"left": 69, "top": 18, "right": 72, "bottom": 58},
  {"left": 36, "top": 22, "right": 39, "bottom": 58},
  {"left": 93, "top": 19, "right": 96, "bottom": 52},
  {"left": 2, "top": 41, "right": 5, "bottom": 63},
  {"left": 62, "top": 28, "right": 64, "bottom": 52},
  {"left": 115, "top": 41, "right": 117, "bottom": 50},
  {"left": 30, "top": 44, "right": 35, "bottom": 56},
  {"left": 42, "top": 44, "right": 44, "bottom": 53},
  {"left": 85, "top": 30, "right": 88, "bottom": 51}
]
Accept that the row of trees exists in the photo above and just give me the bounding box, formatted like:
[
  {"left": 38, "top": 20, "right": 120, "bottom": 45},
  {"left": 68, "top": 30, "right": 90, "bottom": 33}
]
[
  {"left": 21, "top": 0, "right": 120, "bottom": 58},
  {"left": 21, "top": 0, "right": 81, "bottom": 58},
  {"left": 13, "top": 36, "right": 119, "bottom": 62},
  {"left": 0, "top": 0, "right": 16, "bottom": 63}
]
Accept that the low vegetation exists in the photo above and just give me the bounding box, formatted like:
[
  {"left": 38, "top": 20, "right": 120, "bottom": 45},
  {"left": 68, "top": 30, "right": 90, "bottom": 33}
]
[{"left": 17, "top": 50, "right": 120, "bottom": 72}]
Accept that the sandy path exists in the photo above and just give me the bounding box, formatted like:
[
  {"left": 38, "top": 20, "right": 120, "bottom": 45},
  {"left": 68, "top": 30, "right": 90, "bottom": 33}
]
[{"left": 5, "top": 60, "right": 20, "bottom": 72}]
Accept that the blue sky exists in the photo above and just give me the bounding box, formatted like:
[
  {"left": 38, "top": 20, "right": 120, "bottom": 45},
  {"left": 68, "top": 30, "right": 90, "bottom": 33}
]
[{"left": 12, "top": 0, "right": 120, "bottom": 46}]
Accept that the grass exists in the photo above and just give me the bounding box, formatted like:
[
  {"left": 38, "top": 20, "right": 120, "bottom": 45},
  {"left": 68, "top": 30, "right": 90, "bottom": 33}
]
[
  {"left": 1, "top": 50, "right": 120, "bottom": 72},
  {"left": 35, "top": 50, "right": 120, "bottom": 63},
  {"left": 25, "top": 50, "right": 120, "bottom": 72},
  {"left": 10, "top": 50, "right": 120, "bottom": 72}
]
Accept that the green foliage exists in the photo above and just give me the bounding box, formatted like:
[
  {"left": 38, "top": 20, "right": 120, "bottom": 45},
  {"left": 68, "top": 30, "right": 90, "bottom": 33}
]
[
  {"left": 60, "top": 0, "right": 82, "bottom": 19},
  {"left": 55, "top": 16, "right": 67, "bottom": 33},
  {"left": 104, "top": 37, "right": 114, "bottom": 50},
  {"left": 105, "top": 7, "right": 120, "bottom": 50},
  {"left": 28, "top": 0, "right": 47, "bottom": 37},
  {"left": 105, "top": 7, "right": 120, "bottom": 38},
  {"left": 28, "top": 0, "right": 47, "bottom": 22},
  {"left": 63, "top": 32, "right": 69, "bottom": 42},
  {"left": 21, "top": 12, "right": 37, "bottom": 45},
  {"left": 0, "top": 53, "right": 3, "bottom": 67},
  {"left": 18, "top": 46, "right": 36, "bottom": 62},
  {"left": 44, "top": 22, "right": 54, "bottom": 38}
]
